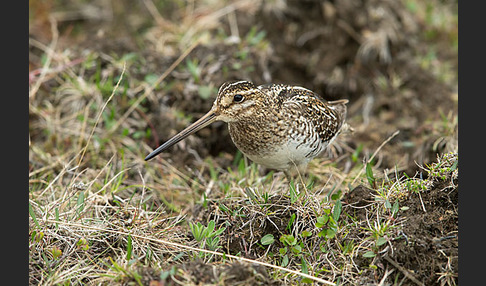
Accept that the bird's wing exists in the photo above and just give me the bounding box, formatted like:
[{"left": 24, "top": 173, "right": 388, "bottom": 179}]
[{"left": 277, "top": 86, "right": 348, "bottom": 143}]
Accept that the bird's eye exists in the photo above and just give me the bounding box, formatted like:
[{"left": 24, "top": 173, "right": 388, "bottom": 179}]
[{"left": 233, "top": 94, "right": 244, "bottom": 103}]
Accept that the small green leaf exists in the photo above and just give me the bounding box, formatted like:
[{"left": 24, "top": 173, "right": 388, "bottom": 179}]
[
  {"left": 190, "top": 222, "right": 205, "bottom": 242},
  {"left": 301, "top": 277, "right": 314, "bottom": 284},
  {"left": 218, "top": 203, "right": 229, "bottom": 212},
  {"left": 238, "top": 157, "right": 246, "bottom": 174},
  {"left": 318, "top": 229, "right": 327, "bottom": 238},
  {"left": 202, "top": 193, "right": 208, "bottom": 208},
  {"left": 301, "top": 230, "right": 312, "bottom": 237},
  {"left": 450, "top": 159, "right": 458, "bottom": 171},
  {"left": 301, "top": 256, "right": 309, "bottom": 274},
  {"left": 51, "top": 246, "right": 62, "bottom": 259},
  {"left": 391, "top": 200, "right": 399, "bottom": 215},
  {"left": 316, "top": 216, "right": 328, "bottom": 228},
  {"left": 34, "top": 231, "right": 44, "bottom": 243},
  {"left": 301, "top": 278, "right": 314, "bottom": 284},
  {"left": 280, "top": 234, "right": 296, "bottom": 246},
  {"left": 291, "top": 244, "right": 302, "bottom": 254},
  {"left": 54, "top": 207, "right": 59, "bottom": 230},
  {"left": 76, "top": 191, "right": 85, "bottom": 216},
  {"left": 261, "top": 234, "right": 275, "bottom": 246},
  {"left": 366, "top": 163, "right": 375, "bottom": 188},
  {"left": 249, "top": 30, "right": 266, "bottom": 45},
  {"left": 211, "top": 227, "right": 226, "bottom": 237},
  {"left": 351, "top": 144, "right": 363, "bottom": 162},
  {"left": 376, "top": 236, "right": 387, "bottom": 246},
  {"left": 332, "top": 200, "right": 342, "bottom": 222},
  {"left": 206, "top": 236, "right": 220, "bottom": 251},
  {"left": 145, "top": 128, "right": 151, "bottom": 139},
  {"left": 281, "top": 254, "right": 289, "bottom": 267},
  {"left": 326, "top": 229, "right": 336, "bottom": 239},
  {"left": 363, "top": 251, "right": 376, "bottom": 258},
  {"left": 29, "top": 202, "right": 39, "bottom": 228},
  {"left": 287, "top": 213, "right": 296, "bottom": 232},
  {"left": 30, "top": 231, "right": 37, "bottom": 243},
  {"left": 77, "top": 238, "right": 89, "bottom": 251},
  {"left": 206, "top": 220, "right": 215, "bottom": 237}
]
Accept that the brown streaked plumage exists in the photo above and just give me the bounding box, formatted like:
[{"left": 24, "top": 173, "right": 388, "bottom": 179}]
[{"left": 145, "top": 80, "right": 348, "bottom": 177}]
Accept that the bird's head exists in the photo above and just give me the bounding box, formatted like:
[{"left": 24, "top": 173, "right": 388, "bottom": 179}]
[
  {"left": 144, "top": 80, "right": 264, "bottom": 161},
  {"left": 211, "top": 80, "right": 266, "bottom": 122}
]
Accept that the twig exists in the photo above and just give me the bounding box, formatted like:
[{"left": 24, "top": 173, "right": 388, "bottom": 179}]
[
  {"left": 351, "top": 130, "right": 400, "bottom": 186},
  {"left": 377, "top": 268, "right": 394, "bottom": 286},
  {"left": 383, "top": 255, "right": 425, "bottom": 286},
  {"left": 45, "top": 219, "right": 336, "bottom": 285},
  {"left": 76, "top": 62, "right": 126, "bottom": 167},
  {"left": 417, "top": 190, "right": 427, "bottom": 213}
]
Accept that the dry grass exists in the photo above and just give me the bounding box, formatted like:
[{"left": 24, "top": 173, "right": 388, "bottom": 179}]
[{"left": 30, "top": 0, "right": 457, "bottom": 285}]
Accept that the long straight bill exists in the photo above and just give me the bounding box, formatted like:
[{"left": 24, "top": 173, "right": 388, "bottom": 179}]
[{"left": 145, "top": 111, "right": 218, "bottom": 161}]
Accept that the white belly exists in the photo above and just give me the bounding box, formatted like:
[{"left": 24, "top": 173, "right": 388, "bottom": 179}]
[{"left": 243, "top": 137, "right": 328, "bottom": 171}]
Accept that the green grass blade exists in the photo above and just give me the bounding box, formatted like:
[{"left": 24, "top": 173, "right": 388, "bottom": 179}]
[
  {"left": 126, "top": 235, "right": 133, "bottom": 261},
  {"left": 76, "top": 191, "right": 85, "bottom": 218},
  {"left": 366, "top": 163, "right": 376, "bottom": 188},
  {"left": 29, "top": 202, "right": 39, "bottom": 228},
  {"left": 332, "top": 200, "right": 342, "bottom": 222}
]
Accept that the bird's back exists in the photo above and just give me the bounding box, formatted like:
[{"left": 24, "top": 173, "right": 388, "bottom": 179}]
[{"left": 259, "top": 84, "right": 347, "bottom": 142}]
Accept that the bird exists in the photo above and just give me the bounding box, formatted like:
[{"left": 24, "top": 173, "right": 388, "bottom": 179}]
[{"left": 145, "top": 80, "right": 349, "bottom": 178}]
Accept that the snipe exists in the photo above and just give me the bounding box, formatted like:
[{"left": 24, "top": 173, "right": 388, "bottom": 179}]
[{"left": 145, "top": 81, "right": 348, "bottom": 177}]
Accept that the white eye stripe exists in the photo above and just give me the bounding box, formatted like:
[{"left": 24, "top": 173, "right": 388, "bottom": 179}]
[
  {"left": 235, "top": 90, "right": 256, "bottom": 97},
  {"left": 230, "top": 80, "right": 251, "bottom": 86},
  {"left": 219, "top": 80, "right": 251, "bottom": 94}
]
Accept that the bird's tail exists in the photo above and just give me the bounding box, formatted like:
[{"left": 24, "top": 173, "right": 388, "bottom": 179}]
[
  {"left": 327, "top": 99, "right": 348, "bottom": 123},
  {"left": 328, "top": 99, "right": 349, "bottom": 105}
]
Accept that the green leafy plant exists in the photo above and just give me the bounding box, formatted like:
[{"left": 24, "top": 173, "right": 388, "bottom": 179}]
[
  {"left": 189, "top": 220, "right": 226, "bottom": 253},
  {"left": 362, "top": 219, "right": 392, "bottom": 259},
  {"left": 278, "top": 234, "right": 300, "bottom": 266},
  {"left": 50, "top": 246, "right": 62, "bottom": 260},
  {"left": 77, "top": 237, "right": 89, "bottom": 251},
  {"left": 316, "top": 200, "right": 342, "bottom": 240}
]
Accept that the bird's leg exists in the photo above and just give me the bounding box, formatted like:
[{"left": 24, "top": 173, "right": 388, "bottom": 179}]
[
  {"left": 295, "top": 164, "right": 308, "bottom": 188},
  {"left": 283, "top": 164, "right": 308, "bottom": 194},
  {"left": 284, "top": 170, "right": 292, "bottom": 183}
]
